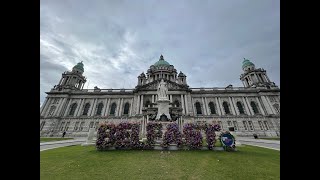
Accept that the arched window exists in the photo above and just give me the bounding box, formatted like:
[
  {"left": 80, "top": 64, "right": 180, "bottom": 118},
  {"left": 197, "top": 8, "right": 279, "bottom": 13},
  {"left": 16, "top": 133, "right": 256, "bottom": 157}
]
[
  {"left": 195, "top": 102, "right": 202, "bottom": 115},
  {"left": 69, "top": 103, "right": 77, "bottom": 116},
  {"left": 223, "top": 102, "right": 230, "bottom": 114},
  {"left": 208, "top": 102, "right": 216, "bottom": 114},
  {"left": 96, "top": 102, "right": 103, "bottom": 115},
  {"left": 48, "top": 106, "right": 56, "bottom": 116},
  {"left": 110, "top": 103, "right": 117, "bottom": 115},
  {"left": 250, "top": 101, "right": 259, "bottom": 114},
  {"left": 236, "top": 102, "right": 245, "bottom": 114},
  {"left": 123, "top": 103, "right": 130, "bottom": 115},
  {"left": 82, "top": 103, "right": 90, "bottom": 115},
  {"left": 273, "top": 104, "right": 280, "bottom": 114},
  {"left": 174, "top": 100, "right": 180, "bottom": 107}
]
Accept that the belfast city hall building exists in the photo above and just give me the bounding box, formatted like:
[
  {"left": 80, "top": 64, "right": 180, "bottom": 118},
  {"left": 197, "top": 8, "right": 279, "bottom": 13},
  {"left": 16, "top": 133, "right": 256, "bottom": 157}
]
[{"left": 40, "top": 55, "right": 280, "bottom": 137}]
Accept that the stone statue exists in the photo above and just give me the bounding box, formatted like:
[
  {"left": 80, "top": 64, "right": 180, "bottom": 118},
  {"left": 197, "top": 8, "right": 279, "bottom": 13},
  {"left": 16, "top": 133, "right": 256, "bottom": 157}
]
[{"left": 157, "top": 79, "right": 168, "bottom": 100}]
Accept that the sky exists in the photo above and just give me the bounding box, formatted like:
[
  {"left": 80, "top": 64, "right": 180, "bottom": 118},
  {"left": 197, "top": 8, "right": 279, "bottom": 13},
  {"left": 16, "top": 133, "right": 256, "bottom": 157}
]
[{"left": 40, "top": 0, "right": 280, "bottom": 106}]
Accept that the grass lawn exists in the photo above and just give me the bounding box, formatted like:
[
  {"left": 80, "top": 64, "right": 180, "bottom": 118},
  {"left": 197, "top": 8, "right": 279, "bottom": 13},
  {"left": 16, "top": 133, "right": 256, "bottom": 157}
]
[
  {"left": 40, "top": 145, "right": 279, "bottom": 180},
  {"left": 40, "top": 138, "right": 73, "bottom": 143},
  {"left": 259, "top": 138, "right": 280, "bottom": 141}
]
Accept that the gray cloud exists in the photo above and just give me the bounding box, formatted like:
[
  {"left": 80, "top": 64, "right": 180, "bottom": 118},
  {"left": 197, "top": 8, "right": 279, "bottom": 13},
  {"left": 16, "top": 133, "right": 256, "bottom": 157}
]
[{"left": 40, "top": 0, "right": 280, "bottom": 104}]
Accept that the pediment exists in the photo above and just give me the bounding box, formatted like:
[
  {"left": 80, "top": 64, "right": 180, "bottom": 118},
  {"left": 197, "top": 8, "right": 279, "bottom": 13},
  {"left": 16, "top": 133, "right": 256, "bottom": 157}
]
[{"left": 135, "top": 80, "right": 189, "bottom": 91}]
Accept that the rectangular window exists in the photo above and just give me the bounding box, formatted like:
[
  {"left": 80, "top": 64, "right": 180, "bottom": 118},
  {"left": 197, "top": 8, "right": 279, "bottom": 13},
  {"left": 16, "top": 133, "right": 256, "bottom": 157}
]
[
  {"left": 243, "top": 121, "right": 248, "bottom": 130},
  {"left": 248, "top": 121, "right": 254, "bottom": 131},
  {"left": 258, "top": 121, "right": 264, "bottom": 130},
  {"left": 74, "top": 122, "right": 79, "bottom": 131},
  {"left": 79, "top": 122, "right": 85, "bottom": 131},
  {"left": 264, "top": 121, "right": 269, "bottom": 130},
  {"left": 59, "top": 122, "right": 65, "bottom": 131},
  {"left": 233, "top": 121, "right": 238, "bottom": 131},
  {"left": 64, "top": 122, "right": 70, "bottom": 131}
]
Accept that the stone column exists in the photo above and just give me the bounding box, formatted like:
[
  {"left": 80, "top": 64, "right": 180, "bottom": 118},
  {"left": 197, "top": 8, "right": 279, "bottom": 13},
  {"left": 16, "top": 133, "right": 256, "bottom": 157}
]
[
  {"left": 170, "top": 95, "right": 173, "bottom": 103},
  {"left": 73, "top": 99, "right": 82, "bottom": 117},
  {"left": 228, "top": 97, "right": 236, "bottom": 115},
  {"left": 89, "top": 99, "right": 97, "bottom": 116},
  {"left": 76, "top": 99, "right": 84, "bottom": 116},
  {"left": 104, "top": 98, "right": 111, "bottom": 116},
  {"left": 152, "top": 95, "right": 154, "bottom": 103},
  {"left": 136, "top": 95, "right": 140, "bottom": 115},
  {"left": 116, "top": 98, "right": 121, "bottom": 117},
  {"left": 140, "top": 95, "right": 144, "bottom": 114},
  {"left": 185, "top": 95, "right": 189, "bottom": 115},
  {"left": 130, "top": 98, "right": 134, "bottom": 116},
  {"left": 261, "top": 96, "right": 273, "bottom": 114},
  {"left": 265, "top": 96, "right": 277, "bottom": 114},
  {"left": 118, "top": 98, "right": 123, "bottom": 116},
  {"left": 204, "top": 97, "right": 211, "bottom": 115},
  {"left": 101, "top": 98, "right": 108, "bottom": 116},
  {"left": 244, "top": 97, "right": 254, "bottom": 115},
  {"left": 217, "top": 97, "right": 225, "bottom": 115},
  {"left": 55, "top": 98, "right": 66, "bottom": 116},
  {"left": 215, "top": 97, "right": 222, "bottom": 115},
  {"left": 231, "top": 97, "right": 239, "bottom": 115},
  {"left": 242, "top": 97, "right": 251, "bottom": 115},
  {"left": 200, "top": 97, "right": 205, "bottom": 115},
  {"left": 181, "top": 94, "right": 185, "bottom": 115},
  {"left": 40, "top": 97, "right": 49, "bottom": 116},
  {"left": 63, "top": 99, "right": 72, "bottom": 116},
  {"left": 255, "top": 97, "right": 266, "bottom": 115}
]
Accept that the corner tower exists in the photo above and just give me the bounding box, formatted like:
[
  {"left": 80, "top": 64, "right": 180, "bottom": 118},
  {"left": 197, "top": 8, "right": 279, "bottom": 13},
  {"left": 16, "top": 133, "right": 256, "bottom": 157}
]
[{"left": 240, "top": 58, "right": 277, "bottom": 88}]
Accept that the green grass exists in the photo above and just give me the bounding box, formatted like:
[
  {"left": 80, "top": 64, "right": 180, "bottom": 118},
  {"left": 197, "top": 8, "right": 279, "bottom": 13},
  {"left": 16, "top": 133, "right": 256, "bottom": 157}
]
[
  {"left": 40, "top": 138, "right": 73, "bottom": 143},
  {"left": 259, "top": 138, "right": 280, "bottom": 141},
  {"left": 40, "top": 145, "right": 279, "bottom": 180}
]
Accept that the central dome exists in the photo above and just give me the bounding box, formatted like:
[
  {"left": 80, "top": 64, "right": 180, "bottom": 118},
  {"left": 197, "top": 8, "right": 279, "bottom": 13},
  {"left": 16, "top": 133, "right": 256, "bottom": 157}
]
[{"left": 154, "top": 55, "right": 170, "bottom": 67}]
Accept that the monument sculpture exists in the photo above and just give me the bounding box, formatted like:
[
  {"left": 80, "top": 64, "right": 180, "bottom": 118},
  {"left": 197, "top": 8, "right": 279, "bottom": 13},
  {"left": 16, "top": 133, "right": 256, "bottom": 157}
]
[{"left": 155, "top": 79, "right": 171, "bottom": 120}]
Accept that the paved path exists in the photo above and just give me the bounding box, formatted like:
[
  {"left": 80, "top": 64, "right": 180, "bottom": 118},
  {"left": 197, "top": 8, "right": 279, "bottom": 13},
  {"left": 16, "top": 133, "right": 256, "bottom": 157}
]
[
  {"left": 237, "top": 137, "right": 280, "bottom": 151},
  {"left": 40, "top": 139, "right": 86, "bottom": 152}
]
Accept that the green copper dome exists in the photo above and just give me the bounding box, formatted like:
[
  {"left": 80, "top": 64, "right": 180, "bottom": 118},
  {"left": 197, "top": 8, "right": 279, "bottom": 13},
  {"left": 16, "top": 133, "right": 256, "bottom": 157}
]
[
  {"left": 73, "top": 61, "right": 84, "bottom": 72},
  {"left": 242, "top": 58, "right": 254, "bottom": 69},
  {"left": 154, "top": 55, "right": 170, "bottom": 67}
]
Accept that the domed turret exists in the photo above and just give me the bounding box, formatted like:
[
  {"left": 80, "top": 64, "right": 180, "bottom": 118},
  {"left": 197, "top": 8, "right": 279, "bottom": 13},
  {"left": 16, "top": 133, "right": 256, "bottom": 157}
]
[
  {"left": 242, "top": 58, "right": 255, "bottom": 72},
  {"left": 72, "top": 61, "right": 84, "bottom": 74},
  {"left": 154, "top": 55, "right": 170, "bottom": 67}
]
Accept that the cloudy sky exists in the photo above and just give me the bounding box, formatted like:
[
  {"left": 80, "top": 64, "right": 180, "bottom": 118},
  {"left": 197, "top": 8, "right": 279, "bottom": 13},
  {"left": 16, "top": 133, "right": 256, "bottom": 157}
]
[{"left": 40, "top": 0, "right": 280, "bottom": 106}]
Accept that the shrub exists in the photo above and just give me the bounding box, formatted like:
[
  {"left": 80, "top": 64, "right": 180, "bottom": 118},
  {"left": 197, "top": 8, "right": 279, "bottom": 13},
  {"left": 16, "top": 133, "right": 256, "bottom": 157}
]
[
  {"left": 183, "top": 123, "right": 203, "bottom": 149},
  {"left": 146, "top": 122, "right": 163, "bottom": 149},
  {"left": 162, "top": 123, "right": 183, "bottom": 148}
]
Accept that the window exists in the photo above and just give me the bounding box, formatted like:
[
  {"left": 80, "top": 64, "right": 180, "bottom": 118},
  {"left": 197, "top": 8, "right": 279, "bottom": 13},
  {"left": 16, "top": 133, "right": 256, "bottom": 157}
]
[
  {"left": 233, "top": 121, "right": 238, "bottom": 131},
  {"left": 208, "top": 102, "right": 216, "bottom": 114},
  {"left": 273, "top": 104, "right": 280, "bottom": 114},
  {"left": 96, "top": 102, "right": 103, "bottom": 115},
  {"left": 79, "top": 122, "right": 85, "bottom": 131},
  {"left": 236, "top": 102, "right": 245, "bottom": 114},
  {"left": 243, "top": 121, "right": 248, "bottom": 130},
  {"left": 258, "top": 121, "right": 264, "bottom": 130},
  {"left": 89, "top": 121, "right": 94, "bottom": 129},
  {"left": 69, "top": 103, "right": 77, "bottom": 116},
  {"left": 195, "top": 102, "right": 202, "bottom": 115},
  {"left": 248, "top": 121, "right": 254, "bottom": 131},
  {"left": 65, "top": 122, "right": 70, "bottom": 131},
  {"left": 74, "top": 122, "right": 79, "bottom": 131},
  {"left": 95, "top": 122, "right": 99, "bottom": 130},
  {"left": 82, "top": 103, "right": 90, "bottom": 115},
  {"left": 250, "top": 101, "right": 259, "bottom": 114},
  {"left": 227, "top": 121, "right": 232, "bottom": 126},
  {"left": 223, "top": 101, "right": 230, "bottom": 114},
  {"left": 123, "top": 103, "right": 130, "bottom": 115},
  {"left": 40, "top": 121, "right": 45, "bottom": 131},
  {"left": 110, "top": 103, "right": 117, "bottom": 115},
  {"left": 259, "top": 74, "right": 264, "bottom": 82},
  {"left": 48, "top": 106, "right": 56, "bottom": 116},
  {"left": 59, "top": 122, "right": 65, "bottom": 131},
  {"left": 264, "top": 121, "right": 269, "bottom": 130}
]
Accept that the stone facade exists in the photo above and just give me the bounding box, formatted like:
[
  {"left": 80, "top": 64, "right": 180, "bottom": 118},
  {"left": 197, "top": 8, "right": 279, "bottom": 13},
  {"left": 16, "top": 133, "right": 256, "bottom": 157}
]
[{"left": 40, "top": 56, "right": 280, "bottom": 137}]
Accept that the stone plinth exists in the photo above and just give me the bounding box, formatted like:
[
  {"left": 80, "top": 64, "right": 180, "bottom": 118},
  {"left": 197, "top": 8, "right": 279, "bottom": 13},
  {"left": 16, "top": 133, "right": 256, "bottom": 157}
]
[{"left": 155, "top": 99, "right": 171, "bottom": 120}]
